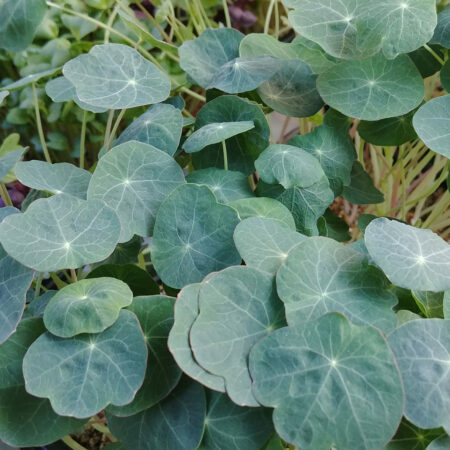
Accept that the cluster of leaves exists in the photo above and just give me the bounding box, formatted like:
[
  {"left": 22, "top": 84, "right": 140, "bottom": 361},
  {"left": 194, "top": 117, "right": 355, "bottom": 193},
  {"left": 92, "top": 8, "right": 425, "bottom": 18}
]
[{"left": 0, "top": 0, "right": 450, "bottom": 449}]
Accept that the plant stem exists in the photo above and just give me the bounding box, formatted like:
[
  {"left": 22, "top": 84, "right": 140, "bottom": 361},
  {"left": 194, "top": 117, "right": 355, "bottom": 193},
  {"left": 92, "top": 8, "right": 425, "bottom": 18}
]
[
  {"left": 50, "top": 272, "right": 68, "bottom": 289},
  {"left": 136, "top": 1, "right": 172, "bottom": 42},
  {"left": 264, "top": 0, "right": 276, "bottom": 34},
  {"left": 62, "top": 436, "right": 88, "bottom": 450},
  {"left": 222, "top": 140, "right": 228, "bottom": 170},
  {"left": 222, "top": 0, "right": 231, "bottom": 27},
  {"left": 104, "top": 3, "right": 120, "bottom": 43},
  {"left": 103, "top": 110, "right": 115, "bottom": 148},
  {"left": 79, "top": 110, "right": 88, "bottom": 169},
  {"left": 423, "top": 44, "right": 445, "bottom": 65},
  {"left": 70, "top": 268, "right": 77, "bottom": 283},
  {"left": 107, "top": 109, "right": 126, "bottom": 150},
  {"left": 138, "top": 252, "right": 146, "bottom": 270},
  {"left": 0, "top": 183, "right": 12, "bottom": 206},
  {"left": 178, "top": 86, "right": 206, "bottom": 102},
  {"left": 32, "top": 82, "right": 51, "bottom": 164},
  {"left": 34, "top": 272, "right": 43, "bottom": 298}
]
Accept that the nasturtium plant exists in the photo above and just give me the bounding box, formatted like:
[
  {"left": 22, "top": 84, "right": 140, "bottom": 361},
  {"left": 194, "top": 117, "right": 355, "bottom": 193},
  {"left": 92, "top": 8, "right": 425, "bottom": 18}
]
[{"left": 0, "top": 0, "right": 450, "bottom": 447}]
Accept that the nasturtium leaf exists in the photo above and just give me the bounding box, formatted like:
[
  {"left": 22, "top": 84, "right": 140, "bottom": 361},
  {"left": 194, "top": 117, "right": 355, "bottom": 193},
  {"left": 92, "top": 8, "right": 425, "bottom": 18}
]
[
  {"left": 441, "top": 60, "right": 450, "bottom": 92},
  {"left": 108, "top": 295, "right": 181, "bottom": 416},
  {"left": 250, "top": 313, "right": 404, "bottom": 450},
  {"left": 413, "top": 95, "right": 450, "bottom": 158},
  {"left": 87, "top": 264, "right": 159, "bottom": 296},
  {"left": 45, "top": 76, "right": 107, "bottom": 113},
  {"left": 289, "top": 124, "right": 355, "bottom": 195},
  {"left": 63, "top": 43, "right": 171, "bottom": 109},
  {"left": 186, "top": 169, "right": 253, "bottom": 203},
  {"left": 192, "top": 95, "right": 270, "bottom": 175},
  {"left": 115, "top": 104, "right": 183, "bottom": 156},
  {"left": 365, "top": 218, "right": 450, "bottom": 291},
  {"left": 206, "top": 56, "right": 279, "bottom": 94},
  {"left": 179, "top": 28, "right": 243, "bottom": 88},
  {"left": 168, "top": 283, "right": 226, "bottom": 392},
  {"left": 43, "top": 277, "right": 133, "bottom": 337},
  {"left": 291, "top": 36, "right": 339, "bottom": 73},
  {"left": 229, "top": 197, "right": 296, "bottom": 230},
  {"left": 88, "top": 141, "right": 185, "bottom": 243},
  {"left": 427, "top": 436, "right": 450, "bottom": 450},
  {"left": 396, "top": 310, "right": 422, "bottom": 326},
  {"left": 3, "top": 68, "right": 60, "bottom": 91},
  {"left": 107, "top": 377, "right": 206, "bottom": 450},
  {"left": 100, "top": 235, "right": 142, "bottom": 265},
  {"left": 0, "top": 318, "right": 84, "bottom": 447},
  {"left": 0, "top": 91, "right": 9, "bottom": 106},
  {"left": 23, "top": 309, "right": 147, "bottom": 418},
  {"left": 408, "top": 45, "right": 443, "bottom": 79},
  {"left": 358, "top": 110, "right": 417, "bottom": 146},
  {"left": 183, "top": 121, "right": 255, "bottom": 153},
  {"left": 0, "top": 194, "right": 120, "bottom": 271},
  {"left": 388, "top": 319, "right": 450, "bottom": 431},
  {"left": 0, "top": 148, "right": 26, "bottom": 181},
  {"left": 190, "top": 266, "right": 285, "bottom": 406},
  {"left": 384, "top": 419, "right": 444, "bottom": 450},
  {"left": 318, "top": 209, "right": 351, "bottom": 242},
  {"left": 199, "top": 391, "right": 274, "bottom": 450},
  {"left": 432, "top": 7, "right": 450, "bottom": 48},
  {"left": 0, "top": 0, "right": 46, "bottom": 52},
  {"left": 0, "top": 245, "right": 34, "bottom": 345},
  {"left": 343, "top": 161, "right": 384, "bottom": 204},
  {"left": 233, "top": 217, "right": 306, "bottom": 274},
  {"left": 15, "top": 161, "right": 91, "bottom": 199},
  {"left": 0, "top": 207, "right": 19, "bottom": 222},
  {"left": 277, "top": 237, "right": 397, "bottom": 333},
  {"left": 255, "top": 144, "right": 326, "bottom": 189},
  {"left": 317, "top": 54, "right": 424, "bottom": 121},
  {"left": 412, "top": 291, "right": 444, "bottom": 318},
  {"left": 444, "top": 292, "right": 450, "bottom": 319},
  {"left": 152, "top": 184, "right": 241, "bottom": 289},
  {"left": 27, "top": 290, "right": 57, "bottom": 318}
]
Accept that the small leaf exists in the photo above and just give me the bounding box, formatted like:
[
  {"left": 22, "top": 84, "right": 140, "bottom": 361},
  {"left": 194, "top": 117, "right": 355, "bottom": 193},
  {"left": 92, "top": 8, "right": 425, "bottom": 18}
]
[
  {"left": 0, "top": 148, "right": 26, "bottom": 181},
  {"left": 63, "top": 44, "right": 171, "bottom": 109},
  {"left": 365, "top": 218, "right": 450, "bottom": 291},
  {"left": 343, "top": 161, "right": 384, "bottom": 204},
  {"left": 0, "top": 91, "right": 9, "bottom": 106},
  {"left": 412, "top": 291, "right": 444, "bottom": 318},
  {"left": 152, "top": 184, "right": 241, "bottom": 289},
  {"left": 3, "top": 68, "right": 60, "bottom": 91},
  {"left": 23, "top": 310, "right": 147, "bottom": 418}
]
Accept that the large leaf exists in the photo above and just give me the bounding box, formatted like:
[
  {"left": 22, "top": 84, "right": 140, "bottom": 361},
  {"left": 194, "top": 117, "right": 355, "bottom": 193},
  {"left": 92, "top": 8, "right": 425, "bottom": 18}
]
[
  {"left": 388, "top": 319, "right": 450, "bottom": 431},
  {"left": 107, "top": 377, "right": 206, "bottom": 450},
  {"left": 413, "top": 95, "right": 450, "bottom": 158},
  {"left": 233, "top": 217, "right": 306, "bottom": 274},
  {"left": 115, "top": 104, "right": 183, "bottom": 156},
  {"left": 250, "top": 313, "right": 403, "bottom": 450},
  {"left": 151, "top": 184, "right": 241, "bottom": 289},
  {"left": 43, "top": 277, "right": 133, "bottom": 337},
  {"left": 432, "top": 6, "right": 450, "bottom": 48},
  {"left": 183, "top": 121, "right": 255, "bottom": 153},
  {"left": 277, "top": 237, "right": 397, "bottom": 333},
  {"left": 0, "top": 148, "right": 26, "bottom": 181},
  {"left": 88, "top": 141, "right": 185, "bottom": 243},
  {"left": 365, "top": 218, "right": 450, "bottom": 291},
  {"left": 342, "top": 161, "right": 384, "bottom": 204},
  {"left": 192, "top": 95, "right": 270, "bottom": 175},
  {"left": 23, "top": 310, "right": 147, "bottom": 418},
  {"left": 108, "top": 295, "right": 181, "bottom": 416},
  {"left": 190, "top": 266, "right": 285, "bottom": 406},
  {"left": 0, "top": 318, "right": 84, "bottom": 447},
  {"left": 15, "top": 161, "right": 91, "bottom": 199},
  {"left": 179, "top": 28, "right": 243, "bottom": 88},
  {"left": 199, "top": 391, "right": 273, "bottom": 450},
  {"left": 317, "top": 54, "right": 424, "bottom": 120},
  {"left": 168, "top": 284, "right": 226, "bottom": 392},
  {"left": 63, "top": 43, "right": 171, "bottom": 109},
  {"left": 0, "top": 0, "right": 46, "bottom": 52},
  {"left": 186, "top": 168, "right": 254, "bottom": 203}
]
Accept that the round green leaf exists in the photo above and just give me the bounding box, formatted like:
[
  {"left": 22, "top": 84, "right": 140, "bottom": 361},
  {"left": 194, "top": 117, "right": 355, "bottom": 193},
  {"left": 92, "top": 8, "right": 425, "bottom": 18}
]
[
  {"left": 441, "top": 60, "right": 450, "bottom": 92},
  {"left": 277, "top": 236, "right": 397, "bottom": 333},
  {"left": 233, "top": 217, "right": 306, "bottom": 274},
  {"left": 365, "top": 218, "right": 450, "bottom": 291},
  {"left": 15, "top": 161, "right": 91, "bottom": 199},
  {"left": 27, "top": 290, "right": 57, "bottom": 318},
  {"left": 115, "top": 104, "right": 183, "bottom": 156},
  {"left": 108, "top": 295, "right": 181, "bottom": 416},
  {"left": 229, "top": 197, "right": 296, "bottom": 230},
  {"left": 43, "top": 277, "right": 133, "bottom": 337},
  {"left": 168, "top": 283, "right": 226, "bottom": 392},
  {"left": 86, "top": 264, "right": 159, "bottom": 296},
  {"left": 432, "top": 7, "right": 450, "bottom": 48},
  {"left": 250, "top": 313, "right": 404, "bottom": 450},
  {"left": 107, "top": 377, "right": 206, "bottom": 450},
  {"left": 183, "top": 121, "right": 255, "bottom": 153},
  {"left": 199, "top": 391, "right": 274, "bottom": 450},
  {"left": 190, "top": 266, "right": 285, "bottom": 406},
  {"left": 192, "top": 95, "right": 270, "bottom": 175},
  {"left": 63, "top": 43, "right": 171, "bottom": 109},
  {"left": 0, "top": 194, "right": 121, "bottom": 272},
  {"left": 100, "top": 235, "right": 142, "bottom": 265},
  {"left": 186, "top": 168, "right": 253, "bottom": 203},
  {"left": 179, "top": 28, "right": 243, "bottom": 88},
  {"left": 317, "top": 54, "right": 424, "bottom": 120},
  {"left": 0, "top": 318, "right": 84, "bottom": 447},
  {"left": 88, "top": 141, "right": 185, "bottom": 243},
  {"left": 413, "top": 95, "right": 450, "bottom": 158},
  {"left": 152, "top": 184, "right": 241, "bottom": 289},
  {"left": 23, "top": 309, "right": 147, "bottom": 418},
  {"left": 385, "top": 419, "right": 444, "bottom": 450},
  {"left": 342, "top": 161, "right": 384, "bottom": 204},
  {"left": 0, "top": 148, "right": 26, "bottom": 181},
  {"left": 388, "top": 319, "right": 450, "bottom": 431}
]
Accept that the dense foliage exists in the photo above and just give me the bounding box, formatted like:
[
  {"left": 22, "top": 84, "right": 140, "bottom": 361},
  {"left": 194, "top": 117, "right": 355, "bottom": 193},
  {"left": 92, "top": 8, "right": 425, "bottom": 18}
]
[{"left": 0, "top": 0, "right": 449, "bottom": 449}]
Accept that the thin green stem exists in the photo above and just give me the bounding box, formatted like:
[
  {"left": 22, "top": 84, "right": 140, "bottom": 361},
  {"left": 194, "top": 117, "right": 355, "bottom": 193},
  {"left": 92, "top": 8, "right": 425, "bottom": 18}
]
[
  {"left": 0, "top": 183, "right": 12, "bottom": 206},
  {"left": 274, "top": 0, "right": 279, "bottom": 38},
  {"left": 104, "top": 3, "right": 120, "bottom": 43},
  {"left": 222, "top": 0, "right": 231, "bottom": 27},
  {"left": 32, "top": 82, "right": 51, "bottom": 163},
  {"left": 424, "top": 44, "right": 445, "bottom": 65},
  {"left": 103, "top": 110, "right": 115, "bottom": 148},
  {"left": 222, "top": 140, "right": 228, "bottom": 170},
  {"left": 62, "top": 436, "right": 88, "bottom": 450},
  {"left": 34, "top": 273, "right": 43, "bottom": 299},
  {"left": 70, "top": 268, "right": 77, "bottom": 283},
  {"left": 107, "top": 109, "right": 126, "bottom": 150},
  {"left": 264, "top": 0, "right": 276, "bottom": 34},
  {"left": 50, "top": 273, "right": 68, "bottom": 289},
  {"left": 136, "top": 1, "right": 171, "bottom": 42},
  {"left": 138, "top": 253, "right": 146, "bottom": 270},
  {"left": 178, "top": 86, "right": 206, "bottom": 102},
  {"left": 79, "top": 110, "right": 88, "bottom": 169}
]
